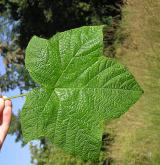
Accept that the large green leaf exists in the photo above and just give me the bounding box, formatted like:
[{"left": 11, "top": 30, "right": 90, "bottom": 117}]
[{"left": 20, "top": 26, "right": 143, "bottom": 160}]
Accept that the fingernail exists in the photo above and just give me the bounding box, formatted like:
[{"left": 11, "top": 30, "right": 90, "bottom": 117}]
[{"left": 5, "top": 99, "right": 12, "bottom": 107}]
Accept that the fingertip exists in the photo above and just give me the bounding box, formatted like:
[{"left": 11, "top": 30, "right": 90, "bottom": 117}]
[
  {"left": 5, "top": 100, "right": 12, "bottom": 107},
  {"left": 3, "top": 96, "right": 12, "bottom": 107},
  {"left": 3, "top": 103, "right": 12, "bottom": 126}
]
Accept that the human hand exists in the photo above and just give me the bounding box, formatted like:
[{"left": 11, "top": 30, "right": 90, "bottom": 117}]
[{"left": 0, "top": 97, "right": 12, "bottom": 149}]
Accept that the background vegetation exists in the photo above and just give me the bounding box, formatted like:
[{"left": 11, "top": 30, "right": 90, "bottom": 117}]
[
  {"left": 0, "top": 0, "right": 160, "bottom": 164},
  {"left": 106, "top": 0, "right": 160, "bottom": 164}
]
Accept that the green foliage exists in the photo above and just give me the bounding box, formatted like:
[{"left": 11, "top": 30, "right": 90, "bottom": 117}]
[
  {"left": 0, "top": 16, "right": 36, "bottom": 92},
  {"left": 0, "top": 0, "right": 124, "bottom": 93},
  {"left": 0, "top": 0, "right": 124, "bottom": 49},
  {"left": 0, "top": 1, "right": 126, "bottom": 164},
  {"left": 29, "top": 133, "right": 113, "bottom": 165},
  {"left": 30, "top": 139, "right": 95, "bottom": 165},
  {"left": 0, "top": 0, "right": 124, "bottom": 96},
  {"left": 20, "top": 26, "right": 143, "bottom": 160}
]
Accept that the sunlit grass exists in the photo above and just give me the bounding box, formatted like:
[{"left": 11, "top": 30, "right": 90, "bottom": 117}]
[{"left": 105, "top": 0, "right": 160, "bottom": 164}]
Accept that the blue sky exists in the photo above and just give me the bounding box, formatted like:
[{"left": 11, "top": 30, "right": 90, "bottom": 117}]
[{"left": 0, "top": 56, "right": 32, "bottom": 165}]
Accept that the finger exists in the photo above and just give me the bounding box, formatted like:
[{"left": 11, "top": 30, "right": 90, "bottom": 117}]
[
  {"left": 0, "top": 98, "right": 4, "bottom": 116},
  {"left": 3, "top": 99, "right": 12, "bottom": 127},
  {"left": 0, "top": 99, "right": 12, "bottom": 145}
]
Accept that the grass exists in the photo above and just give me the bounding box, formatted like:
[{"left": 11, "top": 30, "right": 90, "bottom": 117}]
[{"left": 104, "top": 0, "right": 160, "bottom": 164}]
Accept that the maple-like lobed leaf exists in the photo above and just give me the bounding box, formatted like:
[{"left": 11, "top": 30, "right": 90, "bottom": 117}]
[{"left": 21, "top": 26, "right": 143, "bottom": 160}]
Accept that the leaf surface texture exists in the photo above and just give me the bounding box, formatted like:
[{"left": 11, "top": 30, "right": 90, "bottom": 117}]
[{"left": 21, "top": 26, "right": 143, "bottom": 160}]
